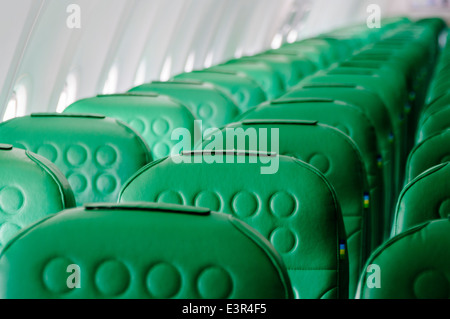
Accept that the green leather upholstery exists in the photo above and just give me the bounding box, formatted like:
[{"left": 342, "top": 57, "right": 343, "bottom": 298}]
[
  {"left": 280, "top": 41, "right": 333, "bottom": 66},
  {"left": 64, "top": 93, "right": 200, "bottom": 160},
  {"left": 0, "top": 144, "right": 75, "bottom": 250},
  {"left": 417, "top": 105, "right": 450, "bottom": 142},
  {"left": 420, "top": 94, "right": 450, "bottom": 128},
  {"left": 426, "top": 30, "right": 450, "bottom": 101},
  {"left": 252, "top": 53, "right": 317, "bottom": 89},
  {"left": 238, "top": 54, "right": 314, "bottom": 90},
  {"left": 283, "top": 38, "right": 342, "bottom": 64},
  {"left": 427, "top": 53, "right": 450, "bottom": 103},
  {"left": 119, "top": 152, "right": 349, "bottom": 299},
  {"left": 302, "top": 72, "right": 406, "bottom": 139},
  {"left": 266, "top": 47, "right": 328, "bottom": 69},
  {"left": 210, "top": 61, "right": 285, "bottom": 100},
  {"left": 173, "top": 70, "right": 267, "bottom": 112},
  {"left": 0, "top": 114, "right": 151, "bottom": 206},
  {"left": 351, "top": 38, "right": 434, "bottom": 118},
  {"left": 283, "top": 84, "right": 396, "bottom": 224},
  {"left": 392, "top": 163, "right": 450, "bottom": 236},
  {"left": 328, "top": 66, "right": 407, "bottom": 95},
  {"left": 406, "top": 130, "right": 450, "bottom": 182},
  {"left": 220, "top": 118, "right": 371, "bottom": 298},
  {"left": 129, "top": 81, "right": 240, "bottom": 130},
  {"left": 301, "top": 72, "right": 408, "bottom": 195},
  {"left": 357, "top": 218, "right": 450, "bottom": 299},
  {"left": 0, "top": 203, "right": 293, "bottom": 299}
]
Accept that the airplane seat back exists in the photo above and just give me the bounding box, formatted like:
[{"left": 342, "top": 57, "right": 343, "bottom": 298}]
[
  {"left": 0, "top": 114, "right": 152, "bottom": 206},
  {"left": 118, "top": 152, "right": 349, "bottom": 299},
  {"left": 0, "top": 203, "right": 294, "bottom": 299},
  {"left": 64, "top": 93, "right": 200, "bottom": 160},
  {"left": 0, "top": 144, "right": 75, "bottom": 250},
  {"left": 357, "top": 218, "right": 450, "bottom": 299}
]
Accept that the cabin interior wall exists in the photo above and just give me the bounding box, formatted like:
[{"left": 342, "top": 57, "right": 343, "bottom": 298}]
[{"left": 0, "top": 0, "right": 448, "bottom": 118}]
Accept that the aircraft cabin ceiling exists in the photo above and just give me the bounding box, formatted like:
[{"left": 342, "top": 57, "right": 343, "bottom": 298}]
[{"left": 0, "top": 0, "right": 449, "bottom": 119}]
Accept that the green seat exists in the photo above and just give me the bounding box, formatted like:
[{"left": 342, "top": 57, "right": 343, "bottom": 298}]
[
  {"left": 64, "top": 93, "right": 200, "bottom": 160},
  {"left": 302, "top": 72, "right": 406, "bottom": 134},
  {"left": 354, "top": 44, "right": 428, "bottom": 85},
  {"left": 0, "top": 203, "right": 293, "bottom": 299},
  {"left": 226, "top": 116, "right": 372, "bottom": 298},
  {"left": 418, "top": 94, "right": 450, "bottom": 137},
  {"left": 427, "top": 47, "right": 450, "bottom": 104},
  {"left": 301, "top": 72, "right": 407, "bottom": 194},
  {"left": 326, "top": 63, "right": 419, "bottom": 152},
  {"left": 427, "top": 33, "right": 450, "bottom": 103},
  {"left": 416, "top": 106, "right": 450, "bottom": 143},
  {"left": 282, "top": 85, "right": 396, "bottom": 235},
  {"left": 313, "top": 67, "right": 408, "bottom": 121},
  {"left": 353, "top": 36, "right": 436, "bottom": 107},
  {"left": 129, "top": 81, "right": 240, "bottom": 130},
  {"left": 210, "top": 61, "right": 285, "bottom": 100},
  {"left": 173, "top": 70, "right": 267, "bottom": 112},
  {"left": 427, "top": 83, "right": 450, "bottom": 107},
  {"left": 393, "top": 163, "right": 450, "bottom": 236},
  {"left": 327, "top": 65, "right": 407, "bottom": 99},
  {"left": 357, "top": 218, "right": 450, "bottom": 299},
  {"left": 0, "top": 144, "right": 75, "bottom": 250},
  {"left": 119, "top": 152, "right": 349, "bottom": 299},
  {"left": 239, "top": 54, "right": 315, "bottom": 90},
  {"left": 283, "top": 38, "right": 346, "bottom": 64},
  {"left": 282, "top": 39, "right": 335, "bottom": 60},
  {"left": 362, "top": 28, "right": 438, "bottom": 98},
  {"left": 0, "top": 114, "right": 151, "bottom": 206},
  {"left": 266, "top": 47, "right": 329, "bottom": 69},
  {"left": 338, "top": 60, "right": 404, "bottom": 77},
  {"left": 406, "top": 129, "right": 450, "bottom": 182}
]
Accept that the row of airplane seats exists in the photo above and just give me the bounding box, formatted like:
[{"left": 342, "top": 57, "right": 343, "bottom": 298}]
[{"left": 0, "top": 16, "right": 448, "bottom": 299}]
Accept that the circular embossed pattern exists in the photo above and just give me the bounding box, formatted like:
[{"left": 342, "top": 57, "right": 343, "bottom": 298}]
[
  {"left": 153, "top": 142, "right": 171, "bottom": 159},
  {"left": 232, "top": 191, "right": 259, "bottom": 218},
  {"left": 43, "top": 257, "right": 74, "bottom": 294},
  {"left": 438, "top": 199, "right": 450, "bottom": 219},
  {"left": 95, "top": 174, "right": 117, "bottom": 195},
  {"left": 197, "top": 266, "right": 233, "bottom": 299},
  {"left": 198, "top": 103, "right": 213, "bottom": 120},
  {"left": 146, "top": 263, "right": 181, "bottom": 298},
  {"left": 95, "top": 260, "right": 130, "bottom": 297},
  {"left": 194, "top": 191, "right": 221, "bottom": 211},
  {"left": 413, "top": 270, "right": 449, "bottom": 299},
  {"left": 308, "top": 153, "right": 330, "bottom": 175},
  {"left": 67, "top": 173, "right": 88, "bottom": 193},
  {"left": 269, "top": 191, "right": 297, "bottom": 218},
  {"left": 152, "top": 118, "right": 170, "bottom": 137},
  {"left": 129, "top": 118, "right": 146, "bottom": 134},
  {"left": 0, "top": 222, "right": 21, "bottom": 246},
  {"left": 157, "top": 190, "right": 184, "bottom": 205},
  {"left": 0, "top": 186, "right": 25, "bottom": 215},
  {"left": 36, "top": 144, "right": 58, "bottom": 162},
  {"left": 95, "top": 145, "right": 118, "bottom": 167},
  {"left": 66, "top": 144, "right": 88, "bottom": 166},
  {"left": 270, "top": 227, "right": 297, "bottom": 254}
]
